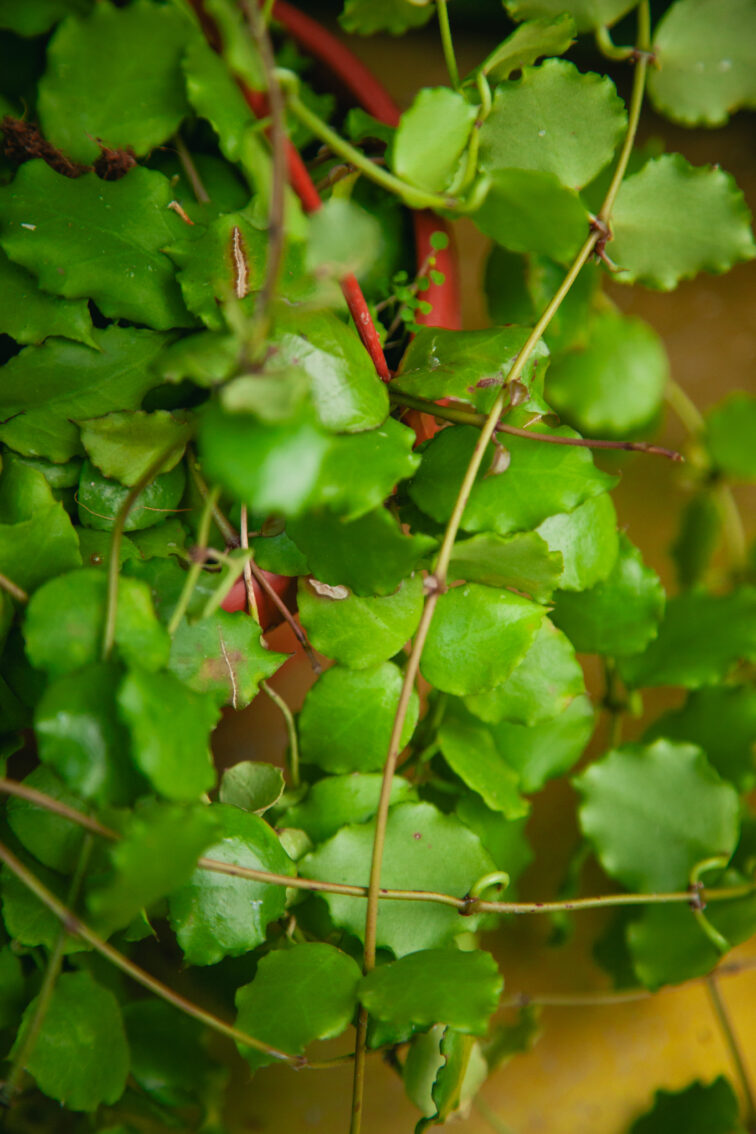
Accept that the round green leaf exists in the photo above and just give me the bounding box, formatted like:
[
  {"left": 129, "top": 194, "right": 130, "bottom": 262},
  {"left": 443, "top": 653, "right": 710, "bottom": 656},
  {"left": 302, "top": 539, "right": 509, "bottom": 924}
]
[
  {"left": 705, "top": 392, "right": 756, "bottom": 480},
  {"left": 219, "top": 761, "right": 286, "bottom": 814},
  {"left": 421, "top": 583, "right": 545, "bottom": 696},
  {"left": 473, "top": 168, "right": 589, "bottom": 262},
  {"left": 505, "top": 0, "right": 637, "bottom": 33},
  {"left": 359, "top": 948, "right": 502, "bottom": 1035},
  {"left": 301, "top": 801, "right": 496, "bottom": 955},
  {"left": 448, "top": 531, "right": 563, "bottom": 603},
  {"left": 628, "top": 1077, "right": 743, "bottom": 1134},
  {"left": 491, "top": 693, "right": 594, "bottom": 793},
  {"left": 340, "top": 0, "right": 434, "bottom": 34},
  {"left": 481, "top": 15, "right": 576, "bottom": 81},
  {"left": 77, "top": 411, "right": 192, "bottom": 487},
  {"left": 479, "top": 60, "right": 626, "bottom": 190},
  {"left": 13, "top": 971, "right": 129, "bottom": 1111},
  {"left": 393, "top": 87, "right": 477, "bottom": 193},
  {"left": 0, "top": 460, "right": 81, "bottom": 594},
  {"left": 77, "top": 459, "right": 185, "bottom": 533},
  {"left": 455, "top": 796, "right": 533, "bottom": 882},
  {"left": 124, "top": 1000, "right": 208, "bottom": 1108},
  {"left": 536, "top": 492, "right": 619, "bottom": 592},
  {"left": 282, "top": 773, "right": 416, "bottom": 844},
  {"left": 6, "top": 766, "right": 86, "bottom": 873},
  {"left": 297, "top": 574, "right": 424, "bottom": 669},
  {"left": 299, "top": 662, "right": 419, "bottom": 773},
  {"left": 235, "top": 943, "right": 361, "bottom": 1069},
  {"left": 575, "top": 739, "right": 740, "bottom": 891},
  {"left": 438, "top": 704, "right": 528, "bottom": 817},
  {"left": 168, "top": 804, "right": 294, "bottom": 966}
]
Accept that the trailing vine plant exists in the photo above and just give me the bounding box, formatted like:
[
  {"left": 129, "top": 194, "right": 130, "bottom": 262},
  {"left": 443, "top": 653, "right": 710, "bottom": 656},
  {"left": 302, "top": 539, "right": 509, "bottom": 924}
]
[{"left": 0, "top": 0, "right": 754, "bottom": 1131}]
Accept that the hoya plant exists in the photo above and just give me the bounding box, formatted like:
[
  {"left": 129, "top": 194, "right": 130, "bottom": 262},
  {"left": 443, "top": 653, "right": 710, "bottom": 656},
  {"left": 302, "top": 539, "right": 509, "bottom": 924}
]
[{"left": 0, "top": 0, "right": 754, "bottom": 1131}]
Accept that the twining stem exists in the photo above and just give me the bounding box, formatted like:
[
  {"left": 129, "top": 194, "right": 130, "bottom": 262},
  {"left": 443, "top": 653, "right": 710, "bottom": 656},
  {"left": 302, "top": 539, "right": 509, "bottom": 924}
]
[
  {"left": 389, "top": 391, "right": 682, "bottom": 461},
  {"left": 0, "top": 839, "right": 301, "bottom": 1066},
  {"left": 187, "top": 451, "right": 240, "bottom": 547},
  {"left": 166, "top": 484, "right": 220, "bottom": 637},
  {"left": 706, "top": 974, "right": 756, "bottom": 1132},
  {"left": 597, "top": 1, "right": 650, "bottom": 223},
  {"left": 0, "top": 572, "right": 28, "bottom": 604},
  {"left": 261, "top": 680, "right": 300, "bottom": 787},
  {"left": 437, "top": 0, "right": 460, "bottom": 89},
  {"left": 665, "top": 377, "right": 705, "bottom": 435}
]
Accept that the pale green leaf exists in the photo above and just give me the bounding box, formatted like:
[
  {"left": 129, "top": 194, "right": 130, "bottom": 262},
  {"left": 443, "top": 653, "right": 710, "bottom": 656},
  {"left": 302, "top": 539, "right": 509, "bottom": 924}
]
[
  {"left": 481, "top": 15, "right": 576, "bottom": 80},
  {"left": 536, "top": 492, "right": 619, "bottom": 591},
  {"left": 312, "top": 417, "right": 420, "bottom": 521},
  {"left": 705, "top": 392, "right": 756, "bottom": 480},
  {"left": 307, "top": 197, "right": 381, "bottom": 278},
  {"left": 339, "top": 0, "right": 434, "bottom": 35},
  {"left": 505, "top": 0, "right": 637, "bottom": 33},
  {"left": 77, "top": 411, "right": 192, "bottom": 487},
  {"left": 219, "top": 762, "right": 286, "bottom": 814},
  {"left": 394, "top": 87, "right": 476, "bottom": 193},
  {"left": 439, "top": 703, "right": 528, "bottom": 817}
]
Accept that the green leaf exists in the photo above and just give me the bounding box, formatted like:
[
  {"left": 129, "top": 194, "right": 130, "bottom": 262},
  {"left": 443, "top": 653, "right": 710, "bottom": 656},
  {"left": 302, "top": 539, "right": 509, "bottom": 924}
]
[
  {"left": 0, "top": 0, "right": 92, "bottom": 36},
  {"left": 78, "top": 459, "right": 186, "bottom": 534},
  {"left": 155, "top": 331, "right": 239, "bottom": 388},
  {"left": 479, "top": 61, "right": 626, "bottom": 190},
  {"left": 299, "top": 662, "right": 419, "bottom": 773},
  {"left": 6, "top": 766, "right": 86, "bottom": 873},
  {"left": 610, "top": 154, "right": 756, "bottom": 290},
  {"left": 35, "top": 662, "right": 147, "bottom": 805},
  {"left": 395, "top": 325, "right": 550, "bottom": 415},
  {"left": 629, "top": 1077, "right": 744, "bottom": 1134},
  {"left": 77, "top": 411, "right": 192, "bottom": 487},
  {"left": 536, "top": 492, "right": 619, "bottom": 592},
  {"left": 465, "top": 618, "right": 585, "bottom": 725},
  {"left": 671, "top": 492, "right": 721, "bottom": 590},
  {"left": 13, "top": 971, "right": 129, "bottom": 1111},
  {"left": 288, "top": 507, "right": 436, "bottom": 597},
  {"left": 481, "top": 15, "right": 576, "bottom": 81},
  {"left": 0, "top": 164, "right": 196, "bottom": 329},
  {"left": 455, "top": 795, "right": 533, "bottom": 883},
  {"left": 168, "top": 804, "right": 294, "bottom": 965},
  {"left": 301, "top": 801, "right": 496, "bottom": 955},
  {"left": 0, "top": 460, "right": 81, "bottom": 592},
  {"left": 473, "top": 168, "right": 589, "bottom": 262},
  {"left": 393, "top": 88, "right": 476, "bottom": 193},
  {"left": 0, "top": 944, "right": 24, "bottom": 1031},
  {"left": 545, "top": 311, "right": 669, "bottom": 437},
  {"left": 183, "top": 34, "right": 255, "bottom": 163},
  {"left": 491, "top": 693, "right": 594, "bottom": 793},
  {"left": 307, "top": 197, "right": 381, "bottom": 278},
  {"left": 117, "top": 668, "right": 219, "bottom": 801},
  {"left": 0, "top": 326, "right": 171, "bottom": 463},
  {"left": 447, "top": 531, "right": 563, "bottom": 603},
  {"left": 124, "top": 1001, "right": 209, "bottom": 1108},
  {"left": 87, "top": 800, "right": 219, "bottom": 933},
  {"left": 297, "top": 574, "right": 424, "bottom": 669},
  {"left": 425, "top": 1028, "right": 488, "bottom": 1128},
  {"left": 619, "top": 588, "right": 756, "bottom": 689},
  {"left": 504, "top": 0, "right": 637, "bottom": 33},
  {"left": 409, "top": 423, "right": 617, "bottom": 537},
  {"left": 0, "top": 247, "right": 95, "bottom": 347},
  {"left": 313, "top": 418, "right": 420, "bottom": 521},
  {"left": 360, "top": 949, "right": 502, "bottom": 1035},
  {"left": 219, "top": 761, "right": 286, "bottom": 814},
  {"left": 574, "top": 739, "right": 740, "bottom": 891},
  {"left": 339, "top": 0, "right": 434, "bottom": 35},
  {"left": 649, "top": 0, "right": 756, "bottom": 127},
  {"left": 439, "top": 703, "right": 528, "bottom": 817},
  {"left": 168, "top": 610, "right": 288, "bottom": 709},
  {"left": 2, "top": 857, "right": 88, "bottom": 953},
  {"left": 645, "top": 685, "right": 756, "bottom": 792},
  {"left": 282, "top": 773, "right": 416, "bottom": 844},
  {"left": 235, "top": 943, "right": 361, "bottom": 1069},
  {"left": 250, "top": 526, "right": 309, "bottom": 577},
  {"left": 403, "top": 1026, "right": 446, "bottom": 1118},
  {"left": 422, "top": 583, "right": 545, "bottom": 696},
  {"left": 551, "top": 534, "right": 665, "bottom": 656},
  {"left": 705, "top": 392, "right": 756, "bottom": 480},
  {"left": 37, "top": 0, "right": 191, "bottom": 163},
  {"left": 24, "top": 568, "right": 170, "bottom": 679}
]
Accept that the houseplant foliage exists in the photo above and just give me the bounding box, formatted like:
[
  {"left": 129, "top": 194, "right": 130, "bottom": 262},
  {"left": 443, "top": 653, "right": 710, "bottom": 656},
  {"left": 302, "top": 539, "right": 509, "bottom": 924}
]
[{"left": 0, "top": 0, "right": 754, "bottom": 1130}]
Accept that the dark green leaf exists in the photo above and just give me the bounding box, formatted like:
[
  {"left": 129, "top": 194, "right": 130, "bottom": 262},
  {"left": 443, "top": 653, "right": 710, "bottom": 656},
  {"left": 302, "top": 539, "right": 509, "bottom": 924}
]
[
  {"left": 619, "top": 588, "right": 756, "bottom": 689},
  {"left": 705, "top": 392, "right": 756, "bottom": 480},
  {"left": 393, "top": 88, "right": 476, "bottom": 193},
  {"left": 645, "top": 685, "right": 756, "bottom": 791},
  {"left": 575, "top": 739, "right": 740, "bottom": 891},
  {"left": 0, "top": 460, "right": 80, "bottom": 592},
  {"left": 0, "top": 326, "right": 170, "bottom": 463},
  {"left": 481, "top": 15, "right": 576, "bottom": 80},
  {"left": 0, "top": 0, "right": 92, "bottom": 36},
  {"left": 78, "top": 459, "right": 185, "bottom": 533},
  {"left": 168, "top": 804, "right": 294, "bottom": 965},
  {"left": 671, "top": 492, "right": 721, "bottom": 590},
  {"left": 297, "top": 574, "right": 424, "bottom": 669},
  {"left": 37, "top": 0, "right": 191, "bottom": 163},
  {"left": 87, "top": 800, "right": 219, "bottom": 933},
  {"left": 282, "top": 773, "right": 416, "bottom": 844},
  {"left": 219, "top": 761, "right": 285, "bottom": 814},
  {"left": 0, "top": 247, "right": 95, "bottom": 347},
  {"left": 481, "top": 1004, "right": 542, "bottom": 1071},
  {"left": 479, "top": 61, "right": 626, "bottom": 190},
  {"left": 250, "top": 526, "right": 309, "bottom": 577},
  {"left": 299, "top": 662, "right": 419, "bottom": 773},
  {"left": 0, "top": 944, "right": 24, "bottom": 1030},
  {"left": 24, "top": 568, "right": 170, "bottom": 679},
  {"left": 504, "top": 0, "right": 637, "bottom": 33},
  {"left": 288, "top": 507, "right": 436, "bottom": 596},
  {"left": 421, "top": 583, "right": 545, "bottom": 696},
  {"left": 339, "top": 0, "right": 434, "bottom": 35},
  {"left": 491, "top": 693, "right": 594, "bottom": 792},
  {"left": 13, "top": 971, "right": 129, "bottom": 1110},
  {"left": 35, "top": 662, "right": 147, "bottom": 805},
  {"left": 313, "top": 417, "right": 420, "bottom": 521},
  {"left": 439, "top": 703, "right": 528, "bottom": 817},
  {"left": 2, "top": 857, "right": 88, "bottom": 953},
  {"left": 455, "top": 795, "right": 533, "bottom": 882},
  {"left": 465, "top": 618, "right": 585, "bottom": 725},
  {"left": 610, "top": 154, "right": 756, "bottom": 290},
  {"left": 168, "top": 610, "right": 288, "bottom": 709},
  {"left": 0, "top": 163, "right": 195, "bottom": 329},
  {"left": 649, "top": 0, "right": 756, "bottom": 127},
  {"left": 183, "top": 34, "right": 255, "bottom": 163},
  {"left": 629, "top": 1077, "right": 744, "bottom": 1134},
  {"left": 6, "top": 765, "right": 85, "bottom": 873},
  {"left": 360, "top": 949, "right": 502, "bottom": 1035},
  {"left": 235, "top": 943, "right": 361, "bottom": 1068},
  {"left": 473, "top": 169, "right": 589, "bottom": 262},
  {"left": 545, "top": 311, "right": 669, "bottom": 437},
  {"left": 156, "top": 330, "right": 239, "bottom": 387},
  {"left": 117, "top": 667, "right": 219, "bottom": 801},
  {"left": 551, "top": 534, "right": 665, "bottom": 656},
  {"left": 77, "top": 411, "right": 192, "bottom": 487},
  {"left": 128, "top": 518, "right": 187, "bottom": 562},
  {"left": 536, "top": 492, "right": 619, "bottom": 591},
  {"left": 302, "top": 801, "right": 496, "bottom": 955},
  {"left": 448, "top": 531, "right": 563, "bottom": 603},
  {"left": 124, "top": 1001, "right": 208, "bottom": 1108}
]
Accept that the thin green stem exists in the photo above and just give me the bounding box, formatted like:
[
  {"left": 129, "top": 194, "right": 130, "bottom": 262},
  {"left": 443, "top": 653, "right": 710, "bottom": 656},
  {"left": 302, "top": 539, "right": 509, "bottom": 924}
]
[
  {"left": 173, "top": 132, "right": 210, "bottom": 204},
  {"left": 714, "top": 482, "right": 748, "bottom": 572},
  {"left": 261, "top": 680, "right": 300, "bottom": 788},
  {"left": 437, "top": 0, "right": 460, "bottom": 89},
  {"left": 285, "top": 92, "right": 456, "bottom": 212},
  {"left": 0, "top": 572, "right": 28, "bottom": 604},
  {"left": 665, "top": 377, "right": 705, "bottom": 435},
  {"left": 706, "top": 975, "right": 756, "bottom": 1132},
  {"left": 187, "top": 451, "right": 240, "bottom": 547},
  {"left": 594, "top": 25, "right": 634, "bottom": 61},
  {"left": 166, "top": 485, "right": 220, "bottom": 637}
]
